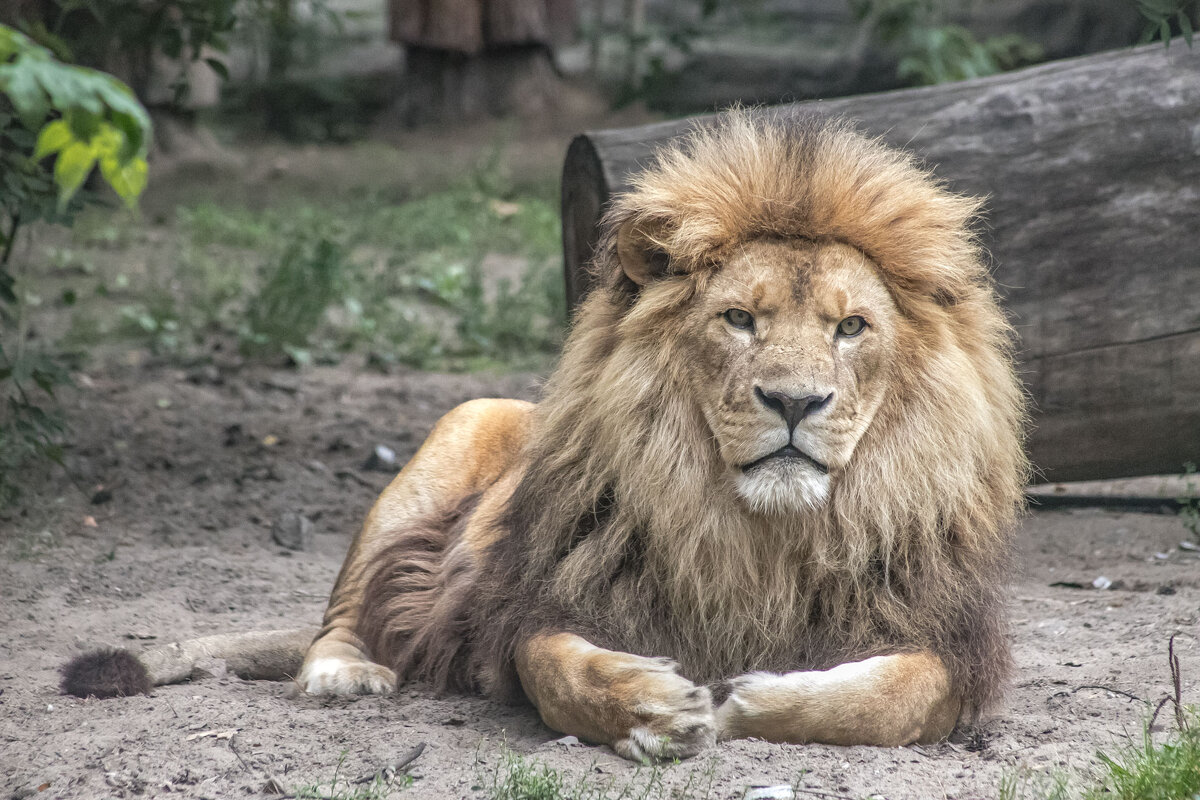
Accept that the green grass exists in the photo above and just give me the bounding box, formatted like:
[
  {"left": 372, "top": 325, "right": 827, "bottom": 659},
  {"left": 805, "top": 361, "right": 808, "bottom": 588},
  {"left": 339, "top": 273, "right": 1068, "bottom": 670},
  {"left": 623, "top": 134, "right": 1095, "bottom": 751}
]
[
  {"left": 55, "top": 161, "right": 566, "bottom": 371},
  {"left": 999, "top": 713, "right": 1200, "bottom": 800},
  {"left": 293, "top": 751, "right": 413, "bottom": 800},
  {"left": 1179, "top": 462, "right": 1200, "bottom": 541},
  {"left": 482, "top": 746, "right": 720, "bottom": 800}
]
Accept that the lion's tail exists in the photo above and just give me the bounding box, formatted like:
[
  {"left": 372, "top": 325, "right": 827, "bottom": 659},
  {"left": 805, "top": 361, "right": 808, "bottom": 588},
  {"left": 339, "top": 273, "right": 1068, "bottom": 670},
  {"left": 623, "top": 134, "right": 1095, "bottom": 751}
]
[{"left": 60, "top": 627, "right": 319, "bottom": 698}]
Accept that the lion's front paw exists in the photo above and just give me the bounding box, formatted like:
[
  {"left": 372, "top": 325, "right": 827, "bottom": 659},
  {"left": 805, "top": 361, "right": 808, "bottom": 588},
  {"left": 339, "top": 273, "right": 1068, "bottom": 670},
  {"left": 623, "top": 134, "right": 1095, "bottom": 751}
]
[
  {"left": 610, "top": 658, "right": 716, "bottom": 762},
  {"left": 714, "top": 671, "right": 782, "bottom": 739},
  {"left": 297, "top": 657, "right": 397, "bottom": 696}
]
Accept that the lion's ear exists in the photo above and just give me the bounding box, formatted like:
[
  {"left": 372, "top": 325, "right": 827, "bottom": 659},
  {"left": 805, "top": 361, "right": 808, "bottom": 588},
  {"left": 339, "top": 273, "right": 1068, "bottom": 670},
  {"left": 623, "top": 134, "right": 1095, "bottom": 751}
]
[{"left": 616, "top": 219, "right": 673, "bottom": 286}]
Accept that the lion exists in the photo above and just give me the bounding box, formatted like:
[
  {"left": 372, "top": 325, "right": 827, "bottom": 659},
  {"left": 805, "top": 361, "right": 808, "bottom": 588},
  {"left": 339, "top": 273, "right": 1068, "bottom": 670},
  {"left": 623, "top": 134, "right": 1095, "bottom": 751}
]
[{"left": 62, "top": 110, "right": 1028, "bottom": 762}]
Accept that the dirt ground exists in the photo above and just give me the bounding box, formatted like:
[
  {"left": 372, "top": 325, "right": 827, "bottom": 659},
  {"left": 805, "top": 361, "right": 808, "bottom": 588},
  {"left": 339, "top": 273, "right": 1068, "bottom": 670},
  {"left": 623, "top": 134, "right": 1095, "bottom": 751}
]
[{"left": 1, "top": 355, "right": 1198, "bottom": 800}]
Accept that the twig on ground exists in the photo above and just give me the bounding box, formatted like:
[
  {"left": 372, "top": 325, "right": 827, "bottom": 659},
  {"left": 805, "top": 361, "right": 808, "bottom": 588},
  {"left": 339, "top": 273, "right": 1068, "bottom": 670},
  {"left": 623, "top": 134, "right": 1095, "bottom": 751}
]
[
  {"left": 1148, "top": 634, "right": 1187, "bottom": 732},
  {"left": 789, "top": 787, "right": 858, "bottom": 800},
  {"left": 335, "top": 469, "right": 378, "bottom": 489},
  {"left": 1071, "top": 685, "right": 1143, "bottom": 703},
  {"left": 352, "top": 741, "right": 427, "bottom": 784},
  {"left": 228, "top": 736, "right": 254, "bottom": 774}
]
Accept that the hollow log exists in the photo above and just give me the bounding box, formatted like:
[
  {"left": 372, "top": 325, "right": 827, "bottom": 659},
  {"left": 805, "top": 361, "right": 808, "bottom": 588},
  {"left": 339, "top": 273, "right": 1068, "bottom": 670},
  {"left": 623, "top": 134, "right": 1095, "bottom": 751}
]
[{"left": 560, "top": 43, "right": 1200, "bottom": 483}]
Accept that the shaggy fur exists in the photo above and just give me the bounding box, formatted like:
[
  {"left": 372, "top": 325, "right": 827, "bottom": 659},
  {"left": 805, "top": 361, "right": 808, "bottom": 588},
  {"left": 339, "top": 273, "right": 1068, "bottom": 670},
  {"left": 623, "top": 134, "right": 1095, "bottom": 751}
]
[
  {"left": 359, "top": 494, "right": 481, "bottom": 692},
  {"left": 61, "top": 648, "right": 152, "bottom": 698},
  {"left": 363, "top": 110, "right": 1028, "bottom": 717}
]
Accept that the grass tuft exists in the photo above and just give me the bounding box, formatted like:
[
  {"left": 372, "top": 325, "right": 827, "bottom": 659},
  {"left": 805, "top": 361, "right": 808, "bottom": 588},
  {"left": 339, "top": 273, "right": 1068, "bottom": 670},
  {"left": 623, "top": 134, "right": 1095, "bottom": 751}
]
[
  {"left": 483, "top": 745, "right": 719, "bottom": 800},
  {"left": 55, "top": 160, "right": 566, "bottom": 371},
  {"left": 294, "top": 751, "right": 413, "bottom": 800},
  {"left": 1084, "top": 719, "right": 1200, "bottom": 800}
]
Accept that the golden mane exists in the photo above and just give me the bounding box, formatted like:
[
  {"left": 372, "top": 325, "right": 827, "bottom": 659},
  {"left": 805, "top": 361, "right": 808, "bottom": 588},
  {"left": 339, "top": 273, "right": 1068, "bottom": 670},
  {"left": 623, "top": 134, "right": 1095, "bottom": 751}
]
[{"left": 376, "top": 110, "right": 1029, "bottom": 718}]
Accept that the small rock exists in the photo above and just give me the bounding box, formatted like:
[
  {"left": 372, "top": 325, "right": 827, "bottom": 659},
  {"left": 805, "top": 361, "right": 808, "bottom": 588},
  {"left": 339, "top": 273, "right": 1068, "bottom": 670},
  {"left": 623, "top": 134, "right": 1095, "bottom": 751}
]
[
  {"left": 190, "top": 657, "right": 228, "bottom": 680},
  {"left": 1092, "top": 576, "right": 1112, "bottom": 590},
  {"left": 271, "top": 512, "right": 313, "bottom": 551},
  {"left": 551, "top": 735, "right": 580, "bottom": 746},
  {"left": 361, "top": 444, "right": 397, "bottom": 472},
  {"left": 744, "top": 787, "right": 795, "bottom": 800}
]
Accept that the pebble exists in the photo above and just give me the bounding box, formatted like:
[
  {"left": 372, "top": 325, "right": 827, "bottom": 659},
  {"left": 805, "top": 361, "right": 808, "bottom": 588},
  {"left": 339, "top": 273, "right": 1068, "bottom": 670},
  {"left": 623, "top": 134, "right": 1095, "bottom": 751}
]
[{"left": 271, "top": 512, "right": 313, "bottom": 551}]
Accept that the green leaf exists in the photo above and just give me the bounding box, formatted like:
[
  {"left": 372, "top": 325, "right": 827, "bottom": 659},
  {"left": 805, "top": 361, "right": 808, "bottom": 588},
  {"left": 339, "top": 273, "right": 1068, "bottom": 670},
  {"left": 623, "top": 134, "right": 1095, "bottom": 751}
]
[
  {"left": 33, "top": 119, "right": 72, "bottom": 160},
  {"left": 31, "top": 368, "right": 56, "bottom": 396},
  {"left": 99, "top": 156, "right": 147, "bottom": 206},
  {"left": 53, "top": 140, "right": 98, "bottom": 206},
  {"left": 0, "top": 62, "right": 51, "bottom": 129},
  {"left": 1180, "top": 11, "right": 1194, "bottom": 46},
  {"left": 42, "top": 443, "right": 64, "bottom": 465},
  {"left": 204, "top": 57, "right": 229, "bottom": 81},
  {"left": 109, "top": 111, "right": 147, "bottom": 162},
  {"left": 1161, "top": 18, "right": 1173, "bottom": 45},
  {"left": 65, "top": 108, "right": 101, "bottom": 143}
]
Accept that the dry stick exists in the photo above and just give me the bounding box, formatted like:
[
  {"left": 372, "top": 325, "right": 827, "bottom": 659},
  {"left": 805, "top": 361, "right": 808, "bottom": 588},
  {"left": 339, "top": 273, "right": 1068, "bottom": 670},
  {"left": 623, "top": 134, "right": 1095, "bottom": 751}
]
[
  {"left": 1147, "top": 634, "right": 1188, "bottom": 733},
  {"left": 273, "top": 744, "right": 429, "bottom": 799},
  {"left": 228, "top": 734, "right": 289, "bottom": 796},
  {"left": 352, "top": 742, "right": 427, "bottom": 785},
  {"left": 335, "top": 469, "right": 379, "bottom": 489},
  {"left": 1170, "top": 634, "right": 1186, "bottom": 732},
  {"left": 227, "top": 736, "right": 254, "bottom": 774},
  {"left": 1071, "top": 685, "right": 1143, "bottom": 703},
  {"left": 790, "top": 787, "right": 858, "bottom": 800}
]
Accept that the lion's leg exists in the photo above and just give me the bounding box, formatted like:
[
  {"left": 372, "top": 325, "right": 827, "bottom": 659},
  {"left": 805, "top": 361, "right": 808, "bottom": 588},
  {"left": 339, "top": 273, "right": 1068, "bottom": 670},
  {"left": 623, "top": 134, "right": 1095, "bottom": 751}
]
[
  {"left": 298, "top": 398, "right": 532, "bottom": 696},
  {"left": 516, "top": 632, "right": 716, "bottom": 762},
  {"left": 715, "top": 652, "right": 960, "bottom": 746}
]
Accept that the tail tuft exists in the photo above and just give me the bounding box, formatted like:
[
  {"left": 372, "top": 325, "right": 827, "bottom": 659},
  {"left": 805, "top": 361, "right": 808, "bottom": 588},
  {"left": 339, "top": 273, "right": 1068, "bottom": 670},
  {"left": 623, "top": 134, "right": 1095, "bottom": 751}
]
[{"left": 60, "top": 648, "right": 152, "bottom": 698}]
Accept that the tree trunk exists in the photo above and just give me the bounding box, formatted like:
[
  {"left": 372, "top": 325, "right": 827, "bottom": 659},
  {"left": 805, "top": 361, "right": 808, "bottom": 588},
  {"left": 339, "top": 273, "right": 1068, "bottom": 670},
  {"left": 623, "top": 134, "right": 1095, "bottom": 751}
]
[
  {"left": 389, "top": 0, "right": 576, "bottom": 123},
  {"left": 560, "top": 43, "right": 1200, "bottom": 483},
  {"left": 400, "top": 44, "right": 563, "bottom": 125}
]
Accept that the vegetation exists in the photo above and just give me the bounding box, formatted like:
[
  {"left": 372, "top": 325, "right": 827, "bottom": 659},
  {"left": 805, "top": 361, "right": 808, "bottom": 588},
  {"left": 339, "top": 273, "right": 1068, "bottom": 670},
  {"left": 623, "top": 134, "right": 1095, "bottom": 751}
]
[
  {"left": 999, "top": 717, "right": 1200, "bottom": 800},
  {"left": 850, "top": 0, "right": 1043, "bottom": 85},
  {"left": 65, "top": 165, "right": 565, "bottom": 370},
  {"left": 293, "top": 751, "right": 413, "bottom": 799},
  {"left": 1000, "top": 640, "right": 1198, "bottom": 800},
  {"left": 1179, "top": 463, "right": 1200, "bottom": 541},
  {"left": 1135, "top": 0, "right": 1198, "bottom": 45},
  {"left": 13, "top": 0, "right": 237, "bottom": 104},
  {"left": 483, "top": 746, "right": 720, "bottom": 800},
  {"left": 1, "top": 24, "right": 152, "bottom": 507}
]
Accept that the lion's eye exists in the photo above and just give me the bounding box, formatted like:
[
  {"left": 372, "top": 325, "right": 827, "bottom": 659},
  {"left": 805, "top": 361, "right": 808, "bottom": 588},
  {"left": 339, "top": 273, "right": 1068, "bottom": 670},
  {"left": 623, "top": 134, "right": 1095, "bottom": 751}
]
[
  {"left": 837, "top": 316, "right": 867, "bottom": 337},
  {"left": 723, "top": 308, "right": 755, "bottom": 331}
]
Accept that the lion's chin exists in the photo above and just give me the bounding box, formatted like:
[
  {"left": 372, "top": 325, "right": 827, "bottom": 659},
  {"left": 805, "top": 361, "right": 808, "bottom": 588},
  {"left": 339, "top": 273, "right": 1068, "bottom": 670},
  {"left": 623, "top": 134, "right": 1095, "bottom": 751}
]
[{"left": 734, "top": 461, "right": 831, "bottom": 516}]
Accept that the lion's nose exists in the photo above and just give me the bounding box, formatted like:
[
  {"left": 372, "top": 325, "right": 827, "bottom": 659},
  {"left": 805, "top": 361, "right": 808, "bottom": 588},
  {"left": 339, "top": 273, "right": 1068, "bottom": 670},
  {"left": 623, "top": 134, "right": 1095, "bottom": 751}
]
[{"left": 754, "top": 387, "right": 833, "bottom": 432}]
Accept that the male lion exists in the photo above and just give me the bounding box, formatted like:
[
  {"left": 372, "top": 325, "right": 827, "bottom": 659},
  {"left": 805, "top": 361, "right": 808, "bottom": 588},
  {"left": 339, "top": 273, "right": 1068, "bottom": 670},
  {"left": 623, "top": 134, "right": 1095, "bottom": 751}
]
[{"left": 63, "top": 111, "right": 1027, "bottom": 761}]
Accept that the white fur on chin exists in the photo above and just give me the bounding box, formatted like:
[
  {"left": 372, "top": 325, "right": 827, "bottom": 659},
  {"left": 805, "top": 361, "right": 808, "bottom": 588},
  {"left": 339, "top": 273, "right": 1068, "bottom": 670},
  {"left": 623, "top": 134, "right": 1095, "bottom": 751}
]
[{"left": 734, "top": 461, "right": 830, "bottom": 515}]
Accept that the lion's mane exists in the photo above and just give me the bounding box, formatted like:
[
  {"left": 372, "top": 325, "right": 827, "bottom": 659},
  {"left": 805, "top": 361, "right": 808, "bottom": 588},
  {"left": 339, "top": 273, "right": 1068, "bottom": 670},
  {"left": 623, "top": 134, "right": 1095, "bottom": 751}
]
[{"left": 367, "top": 111, "right": 1028, "bottom": 718}]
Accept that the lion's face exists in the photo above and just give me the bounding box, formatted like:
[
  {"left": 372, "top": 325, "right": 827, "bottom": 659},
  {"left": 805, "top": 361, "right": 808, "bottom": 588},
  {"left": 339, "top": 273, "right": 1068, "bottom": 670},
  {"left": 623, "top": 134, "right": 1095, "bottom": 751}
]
[{"left": 676, "top": 238, "right": 901, "bottom": 515}]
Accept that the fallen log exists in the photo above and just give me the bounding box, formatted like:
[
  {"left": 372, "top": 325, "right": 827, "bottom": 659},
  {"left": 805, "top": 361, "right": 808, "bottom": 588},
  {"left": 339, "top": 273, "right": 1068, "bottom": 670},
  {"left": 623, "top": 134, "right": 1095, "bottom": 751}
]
[{"left": 560, "top": 43, "right": 1200, "bottom": 483}]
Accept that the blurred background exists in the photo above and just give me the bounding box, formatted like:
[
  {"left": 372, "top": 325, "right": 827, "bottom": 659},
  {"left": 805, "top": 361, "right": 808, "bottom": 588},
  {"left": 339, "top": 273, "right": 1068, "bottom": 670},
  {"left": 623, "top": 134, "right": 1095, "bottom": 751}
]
[{"left": 0, "top": 0, "right": 1188, "bottom": 506}]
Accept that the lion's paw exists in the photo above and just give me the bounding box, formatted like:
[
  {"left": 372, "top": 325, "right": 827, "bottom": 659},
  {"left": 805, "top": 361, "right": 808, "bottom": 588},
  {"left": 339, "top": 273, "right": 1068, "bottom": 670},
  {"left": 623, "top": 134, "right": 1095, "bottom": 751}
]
[
  {"left": 298, "top": 657, "right": 397, "bottom": 696},
  {"left": 714, "top": 671, "right": 788, "bottom": 739},
  {"left": 609, "top": 660, "right": 715, "bottom": 762}
]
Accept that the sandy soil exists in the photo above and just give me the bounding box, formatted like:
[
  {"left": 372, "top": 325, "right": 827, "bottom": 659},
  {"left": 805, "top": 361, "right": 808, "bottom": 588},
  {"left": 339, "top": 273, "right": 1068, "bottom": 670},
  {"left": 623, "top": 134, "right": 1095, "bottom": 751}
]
[{"left": 1, "top": 357, "right": 1198, "bottom": 800}]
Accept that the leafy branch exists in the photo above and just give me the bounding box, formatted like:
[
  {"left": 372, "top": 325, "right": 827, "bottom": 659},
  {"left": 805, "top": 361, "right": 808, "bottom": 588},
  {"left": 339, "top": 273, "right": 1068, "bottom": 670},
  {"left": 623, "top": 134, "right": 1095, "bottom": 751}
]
[
  {"left": 0, "top": 23, "right": 153, "bottom": 507},
  {"left": 1136, "top": 0, "right": 1198, "bottom": 46}
]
